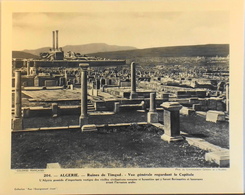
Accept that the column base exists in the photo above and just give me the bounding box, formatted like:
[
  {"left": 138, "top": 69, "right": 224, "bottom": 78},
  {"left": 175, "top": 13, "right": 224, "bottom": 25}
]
[
  {"left": 130, "top": 92, "right": 138, "bottom": 99},
  {"left": 12, "top": 118, "right": 23, "bottom": 130},
  {"left": 79, "top": 116, "right": 88, "bottom": 127},
  {"left": 161, "top": 134, "right": 184, "bottom": 143},
  {"left": 147, "top": 112, "right": 159, "bottom": 123}
]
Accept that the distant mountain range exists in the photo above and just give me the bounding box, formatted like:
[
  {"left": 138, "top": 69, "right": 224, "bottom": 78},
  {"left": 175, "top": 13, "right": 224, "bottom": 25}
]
[
  {"left": 12, "top": 43, "right": 229, "bottom": 59},
  {"left": 89, "top": 44, "right": 229, "bottom": 59},
  {"left": 12, "top": 51, "right": 39, "bottom": 59},
  {"left": 20, "top": 43, "right": 137, "bottom": 57}
]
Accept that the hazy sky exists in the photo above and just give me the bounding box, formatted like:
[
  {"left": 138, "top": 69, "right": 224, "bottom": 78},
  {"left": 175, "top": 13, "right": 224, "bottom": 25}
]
[{"left": 13, "top": 11, "right": 229, "bottom": 50}]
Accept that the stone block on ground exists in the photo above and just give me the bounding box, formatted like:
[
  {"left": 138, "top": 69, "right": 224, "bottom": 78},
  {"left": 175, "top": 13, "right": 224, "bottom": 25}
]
[
  {"left": 192, "top": 104, "right": 202, "bottom": 111},
  {"left": 82, "top": 124, "right": 97, "bottom": 132},
  {"left": 206, "top": 110, "right": 225, "bottom": 123},
  {"left": 180, "top": 106, "right": 195, "bottom": 116},
  {"left": 46, "top": 163, "right": 61, "bottom": 169},
  {"left": 12, "top": 118, "right": 23, "bottom": 130},
  {"left": 205, "top": 150, "right": 229, "bottom": 167}
]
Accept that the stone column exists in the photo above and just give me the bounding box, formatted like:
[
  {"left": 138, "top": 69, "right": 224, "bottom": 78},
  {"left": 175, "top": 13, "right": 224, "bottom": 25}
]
[
  {"left": 12, "top": 59, "right": 17, "bottom": 69},
  {"left": 149, "top": 93, "right": 156, "bottom": 112},
  {"left": 79, "top": 63, "right": 89, "bottom": 127},
  {"left": 33, "top": 60, "right": 37, "bottom": 69},
  {"left": 96, "top": 79, "right": 100, "bottom": 89},
  {"left": 226, "top": 83, "right": 229, "bottom": 113},
  {"left": 53, "top": 31, "right": 55, "bottom": 50},
  {"left": 64, "top": 70, "right": 68, "bottom": 86},
  {"left": 160, "top": 102, "right": 183, "bottom": 142},
  {"left": 27, "top": 60, "right": 30, "bottom": 76},
  {"left": 13, "top": 71, "right": 23, "bottom": 130},
  {"left": 100, "top": 78, "right": 105, "bottom": 88},
  {"left": 130, "top": 62, "right": 138, "bottom": 99},
  {"left": 147, "top": 92, "right": 159, "bottom": 123},
  {"left": 51, "top": 103, "right": 58, "bottom": 117},
  {"left": 56, "top": 30, "right": 59, "bottom": 50},
  {"left": 114, "top": 102, "right": 120, "bottom": 113}
]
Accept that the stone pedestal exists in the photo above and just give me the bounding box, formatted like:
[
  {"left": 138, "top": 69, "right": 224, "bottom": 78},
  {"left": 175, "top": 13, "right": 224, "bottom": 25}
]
[
  {"left": 160, "top": 102, "right": 183, "bottom": 142},
  {"left": 147, "top": 112, "right": 159, "bottom": 123},
  {"left": 12, "top": 118, "right": 23, "bottom": 130}
]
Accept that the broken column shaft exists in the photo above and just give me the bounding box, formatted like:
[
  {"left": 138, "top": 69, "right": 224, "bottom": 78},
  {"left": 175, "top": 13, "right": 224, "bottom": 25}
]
[
  {"left": 149, "top": 92, "right": 156, "bottom": 112},
  {"left": 147, "top": 92, "right": 158, "bottom": 123},
  {"left": 130, "top": 62, "right": 138, "bottom": 99}
]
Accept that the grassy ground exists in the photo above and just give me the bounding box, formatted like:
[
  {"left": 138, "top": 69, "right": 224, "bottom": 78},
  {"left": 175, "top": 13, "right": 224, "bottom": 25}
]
[
  {"left": 11, "top": 124, "right": 218, "bottom": 169},
  {"left": 22, "top": 111, "right": 229, "bottom": 149},
  {"left": 180, "top": 114, "right": 229, "bottom": 149}
]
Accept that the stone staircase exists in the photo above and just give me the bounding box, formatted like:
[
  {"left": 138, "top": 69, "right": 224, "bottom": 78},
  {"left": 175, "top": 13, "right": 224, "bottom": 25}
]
[{"left": 87, "top": 101, "right": 95, "bottom": 112}]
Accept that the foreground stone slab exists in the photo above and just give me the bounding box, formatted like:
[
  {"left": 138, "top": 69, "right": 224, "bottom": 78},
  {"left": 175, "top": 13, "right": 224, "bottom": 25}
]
[
  {"left": 46, "top": 163, "right": 61, "bottom": 169},
  {"left": 185, "top": 136, "right": 225, "bottom": 152},
  {"left": 206, "top": 110, "right": 225, "bottom": 123},
  {"left": 205, "top": 151, "right": 229, "bottom": 167}
]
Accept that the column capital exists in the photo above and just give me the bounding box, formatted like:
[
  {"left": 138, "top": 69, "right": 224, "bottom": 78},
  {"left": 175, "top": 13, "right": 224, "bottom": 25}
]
[{"left": 79, "top": 63, "right": 89, "bottom": 70}]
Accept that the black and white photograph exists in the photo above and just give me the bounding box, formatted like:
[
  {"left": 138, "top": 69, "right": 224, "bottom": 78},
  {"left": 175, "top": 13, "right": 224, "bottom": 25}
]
[
  {"left": 0, "top": 0, "right": 244, "bottom": 194},
  {"left": 11, "top": 10, "right": 230, "bottom": 169}
]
